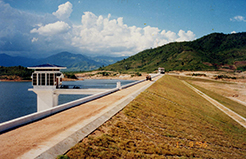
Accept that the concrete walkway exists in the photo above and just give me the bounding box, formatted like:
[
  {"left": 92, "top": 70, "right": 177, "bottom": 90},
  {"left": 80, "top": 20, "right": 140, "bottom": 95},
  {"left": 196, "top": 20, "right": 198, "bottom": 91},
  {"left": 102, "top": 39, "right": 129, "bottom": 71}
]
[
  {"left": 0, "top": 75, "right": 162, "bottom": 159},
  {"left": 182, "top": 81, "right": 246, "bottom": 129}
]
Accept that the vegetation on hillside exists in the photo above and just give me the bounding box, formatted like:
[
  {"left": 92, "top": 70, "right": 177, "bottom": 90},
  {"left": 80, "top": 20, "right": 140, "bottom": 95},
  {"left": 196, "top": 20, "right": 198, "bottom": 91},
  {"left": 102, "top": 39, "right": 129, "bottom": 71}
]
[
  {"left": 190, "top": 33, "right": 246, "bottom": 65},
  {"left": 62, "top": 76, "right": 246, "bottom": 158},
  {"left": 0, "top": 66, "right": 82, "bottom": 81},
  {"left": 102, "top": 32, "right": 246, "bottom": 72},
  {"left": 63, "top": 72, "right": 78, "bottom": 79},
  {"left": 0, "top": 66, "right": 33, "bottom": 80}
]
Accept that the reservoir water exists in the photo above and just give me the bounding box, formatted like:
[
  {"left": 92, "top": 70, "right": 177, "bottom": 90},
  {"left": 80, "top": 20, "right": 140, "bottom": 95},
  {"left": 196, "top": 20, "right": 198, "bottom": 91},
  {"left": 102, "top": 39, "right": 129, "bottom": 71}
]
[{"left": 0, "top": 79, "right": 135, "bottom": 124}]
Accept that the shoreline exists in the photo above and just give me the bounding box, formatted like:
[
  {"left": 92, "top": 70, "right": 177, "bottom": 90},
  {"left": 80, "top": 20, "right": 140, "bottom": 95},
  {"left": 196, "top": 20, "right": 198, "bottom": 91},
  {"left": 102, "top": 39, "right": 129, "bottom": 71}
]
[
  {"left": 75, "top": 71, "right": 149, "bottom": 81},
  {"left": 2, "top": 70, "right": 245, "bottom": 82},
  {"left": 0, "top": 75, "right": 146, "bottom": 82},
  {"left": 0, "top": 79, "right": 32, "bottom": 82}
]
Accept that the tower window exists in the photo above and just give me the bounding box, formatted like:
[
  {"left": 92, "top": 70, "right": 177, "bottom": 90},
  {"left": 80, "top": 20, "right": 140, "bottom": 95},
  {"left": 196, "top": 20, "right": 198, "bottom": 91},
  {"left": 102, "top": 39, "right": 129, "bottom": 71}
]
[{"left": 33, "top": 73, "right": 37, "bottom": 85}]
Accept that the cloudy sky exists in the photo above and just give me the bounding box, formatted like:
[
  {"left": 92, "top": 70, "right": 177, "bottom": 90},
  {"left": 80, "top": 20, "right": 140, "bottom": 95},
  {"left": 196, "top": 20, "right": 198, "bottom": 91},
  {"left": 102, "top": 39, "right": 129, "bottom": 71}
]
[{"left": 0, "top": 0, "right": 245, "bottom": 58}]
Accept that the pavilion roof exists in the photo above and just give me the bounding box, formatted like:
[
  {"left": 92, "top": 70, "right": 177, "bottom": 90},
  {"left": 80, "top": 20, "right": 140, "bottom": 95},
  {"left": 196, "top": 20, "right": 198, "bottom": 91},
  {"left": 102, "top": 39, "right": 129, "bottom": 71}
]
[{"left": 27, "top": 64, "right": 67, "bottom": 70}]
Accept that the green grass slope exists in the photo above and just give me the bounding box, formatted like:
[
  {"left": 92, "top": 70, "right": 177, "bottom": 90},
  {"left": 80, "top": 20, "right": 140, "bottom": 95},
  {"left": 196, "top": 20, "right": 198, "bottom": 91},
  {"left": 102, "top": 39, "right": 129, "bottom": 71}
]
[
  {"left": 62, "top": 76, "right": 246, "bottom": 158},
  {"left": 102, "top": 32, "right": 246, "bottom": 72}
]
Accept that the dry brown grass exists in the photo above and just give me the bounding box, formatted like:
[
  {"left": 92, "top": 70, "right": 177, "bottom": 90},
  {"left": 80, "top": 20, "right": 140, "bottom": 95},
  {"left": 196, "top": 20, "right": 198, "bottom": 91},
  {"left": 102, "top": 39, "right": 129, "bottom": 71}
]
[
  {"left": 173, "top": 75, "right": 246, "bottom": 118},
  {"left": 63, "top": 75, "right": 246, "bottom": 158}
]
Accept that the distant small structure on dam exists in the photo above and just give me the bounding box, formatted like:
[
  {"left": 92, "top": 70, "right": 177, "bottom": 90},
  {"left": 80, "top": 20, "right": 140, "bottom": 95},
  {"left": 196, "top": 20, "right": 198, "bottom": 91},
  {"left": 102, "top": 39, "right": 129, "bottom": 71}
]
[
  {"left": 28, "top": 64, "right": 67, "bottom": 111},
  {"left": 158, "top": 67, "right": 165, "bottom": 74}
]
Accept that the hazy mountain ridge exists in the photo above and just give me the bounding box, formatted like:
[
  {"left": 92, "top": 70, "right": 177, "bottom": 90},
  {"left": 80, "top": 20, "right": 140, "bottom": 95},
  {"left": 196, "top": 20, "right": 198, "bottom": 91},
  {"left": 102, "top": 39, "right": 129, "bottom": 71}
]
[
  {"left": 0, "top": 53, "right": 37, "bottom": 67},
  {"left": 38, "top": 52, "right": 102, "bottom": 72},
  {"left": 90, "top": 56, "right": 129, "bottom": 66},
  {"left": 0, "top": 52, "right": 126, "bottom": 71},
  {"left": 2, "top": 32, "right": 246, "bottom": 72}
]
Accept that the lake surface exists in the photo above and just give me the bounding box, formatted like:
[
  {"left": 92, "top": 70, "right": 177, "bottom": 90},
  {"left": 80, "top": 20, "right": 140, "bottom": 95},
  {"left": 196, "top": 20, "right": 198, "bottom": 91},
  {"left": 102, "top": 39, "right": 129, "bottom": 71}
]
[{"left": 0, "top": 79, "right": 135, "bottom": 123}]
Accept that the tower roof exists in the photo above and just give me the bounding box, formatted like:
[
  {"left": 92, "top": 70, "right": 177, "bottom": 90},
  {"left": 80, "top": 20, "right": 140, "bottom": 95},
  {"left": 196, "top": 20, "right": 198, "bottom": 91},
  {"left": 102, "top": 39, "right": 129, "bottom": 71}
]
[{"left": 27, "top": 64, "right": 67, "bottom": 70}]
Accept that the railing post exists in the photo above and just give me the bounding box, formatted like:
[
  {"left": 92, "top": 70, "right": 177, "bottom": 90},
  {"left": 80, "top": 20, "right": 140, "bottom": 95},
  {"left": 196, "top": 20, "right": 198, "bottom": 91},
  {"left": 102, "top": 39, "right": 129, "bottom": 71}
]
[{"left": 117, "top": 82, "right": 121, "bottom": 89}]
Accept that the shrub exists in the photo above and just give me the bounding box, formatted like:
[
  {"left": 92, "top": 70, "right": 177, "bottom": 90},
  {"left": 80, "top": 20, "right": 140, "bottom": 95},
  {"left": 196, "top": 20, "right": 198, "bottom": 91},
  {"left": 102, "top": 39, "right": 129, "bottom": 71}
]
[
  {"left": 192, "top": 73, "right": 206, "bottom": 77},
  {"left": 56, "top": 155, "right": 70, "bottom": 159},
  {"left": 64, "top": 73, "right": 78, "bottom": 79},
  {"left": 215, "top": 75, "right": 237, "bottom": 79},
  {"left": 135, "top": 72, "right": 142, "bottom": 76}
]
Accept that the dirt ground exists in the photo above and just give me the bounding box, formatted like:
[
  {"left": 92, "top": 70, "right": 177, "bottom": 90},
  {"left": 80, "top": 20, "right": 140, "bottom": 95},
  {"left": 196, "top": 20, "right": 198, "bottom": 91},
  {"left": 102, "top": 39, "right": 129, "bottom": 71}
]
[
  {"left": 75, "top": 71, "right": 149, "bottom": 81},
  {"left": 168, "top": 71, "right": 246, "bottom": 106}
]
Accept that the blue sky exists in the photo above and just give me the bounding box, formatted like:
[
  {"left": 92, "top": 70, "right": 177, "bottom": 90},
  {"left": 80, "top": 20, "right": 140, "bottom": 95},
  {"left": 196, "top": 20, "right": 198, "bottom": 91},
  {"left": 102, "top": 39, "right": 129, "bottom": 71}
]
[{"left": 0, "top": 0, "right": 246, "bottom": 58}]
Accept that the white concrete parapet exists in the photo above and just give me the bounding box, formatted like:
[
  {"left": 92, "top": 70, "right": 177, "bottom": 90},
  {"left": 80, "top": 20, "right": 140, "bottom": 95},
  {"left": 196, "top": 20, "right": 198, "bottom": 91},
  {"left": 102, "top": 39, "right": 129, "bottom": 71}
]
[
  {"left": 54, "top": 89, "right": 112, "bottom": 95},
  {"left": 0, "top": 88, "right": 118, "bottom": 133}
]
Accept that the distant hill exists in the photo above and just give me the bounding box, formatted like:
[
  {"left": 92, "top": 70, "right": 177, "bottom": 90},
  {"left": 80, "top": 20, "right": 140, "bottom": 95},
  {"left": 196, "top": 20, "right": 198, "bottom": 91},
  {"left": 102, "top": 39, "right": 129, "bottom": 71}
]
[
  {"left": 38, "top": 52, "right": 102, "bottom": 72},
  {"left": 102, "top": 32, "right": 246, "bottom": 72},
  {"left": 0, "top": 53, "right": 37, "bottom": 67},
  {"left": 0, "top": 66, "right": 33, "bottom": 80},
  {"left": 90, "top": 56, "right": 129, "bottom": 66},
  {"left": 0, "top": 52, "right": 126, "bottom": 72}
]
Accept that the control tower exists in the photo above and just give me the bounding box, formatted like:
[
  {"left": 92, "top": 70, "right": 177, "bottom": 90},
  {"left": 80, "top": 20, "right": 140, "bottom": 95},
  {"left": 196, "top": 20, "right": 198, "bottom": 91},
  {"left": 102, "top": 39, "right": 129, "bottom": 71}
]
[{"left": 28, "top": 64, "right": 67, "bottom": 111}]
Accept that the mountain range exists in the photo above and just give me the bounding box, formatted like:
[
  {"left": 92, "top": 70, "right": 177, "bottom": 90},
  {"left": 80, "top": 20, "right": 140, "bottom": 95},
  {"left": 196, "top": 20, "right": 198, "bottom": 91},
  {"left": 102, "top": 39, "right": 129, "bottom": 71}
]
[
  {"left": 103, "top": 32, "right": 246, "bottom": 72},
  {"left": 1, "top": 32, "right": 246, "bottom": 73},
  {"left": 0, "top": 52, "right": 127, "bottom": 72}
]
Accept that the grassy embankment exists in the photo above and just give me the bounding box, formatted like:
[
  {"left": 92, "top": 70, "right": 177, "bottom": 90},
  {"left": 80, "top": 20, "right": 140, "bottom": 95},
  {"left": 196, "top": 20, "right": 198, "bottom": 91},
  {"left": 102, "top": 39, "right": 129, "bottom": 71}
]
[
  {"left": 61, "top": 75, "right": 246, "bottom": 158},
  {"left": 173, "top": 75, "right": 246, "bottom": 118}
]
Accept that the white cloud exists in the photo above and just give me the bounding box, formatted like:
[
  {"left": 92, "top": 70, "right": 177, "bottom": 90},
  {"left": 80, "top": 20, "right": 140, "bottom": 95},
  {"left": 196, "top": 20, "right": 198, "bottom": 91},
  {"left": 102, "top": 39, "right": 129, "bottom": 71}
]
[
  {"left": 160, "top": 30, "right": 177, "bottom": 41},
  {"left": 0, "top": 1, "right": 196, "bottom": 57},
  {"left": 176, "top": 30, "right": 196, "bottom": 42},
  {"left": 81, "top": 12, "right": 99, "bottom": 28},
  {"left": 0, "top": 0, "right": 49, "bottom": 56},
  {"left": 231, "top": 31, "right": 236, "bottom": 34},
  {"left": 31, "top": 37, "right": 38, "bottom": 42},
  {"left": 70, "top": 11, "right": 196, "bottom": 56},
  {"left": 30, "top": 21, "right": 71, "bottom": 36},
  {"left": 230, "top": 15, "right": 246, "bottom": 22},
  {"left": 52, "top": 1, "right": 73, "bottom": 20}
]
